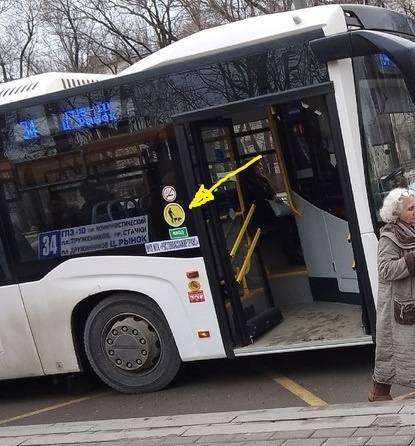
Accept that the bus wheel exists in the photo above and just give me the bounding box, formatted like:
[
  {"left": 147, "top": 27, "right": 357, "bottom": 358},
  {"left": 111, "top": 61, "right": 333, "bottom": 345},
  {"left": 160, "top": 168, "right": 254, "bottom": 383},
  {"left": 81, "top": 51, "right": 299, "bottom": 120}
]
[{"left": 84, "top": 293, "right": 182, "bottom": 394}]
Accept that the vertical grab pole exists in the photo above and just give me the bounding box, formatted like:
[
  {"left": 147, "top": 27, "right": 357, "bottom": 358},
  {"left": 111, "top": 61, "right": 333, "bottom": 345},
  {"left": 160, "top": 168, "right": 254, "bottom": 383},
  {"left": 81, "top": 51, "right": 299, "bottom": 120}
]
[
  {"left": 236, "top": 228, "right": 261, "bottom": 283},
  {"left": 266, "top": 106, "right": 301, "bottom": 216},
  {"left": 229, "top": 204, "right": 256, "bottom": 259}
]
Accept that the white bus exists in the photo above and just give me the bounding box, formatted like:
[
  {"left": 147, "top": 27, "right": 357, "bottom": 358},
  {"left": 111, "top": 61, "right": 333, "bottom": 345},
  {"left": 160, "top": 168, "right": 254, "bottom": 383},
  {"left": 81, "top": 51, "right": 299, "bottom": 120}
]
[
  {"left": 1, "top": 4, "right": 414, "bottom": 394},
  {"left": 0, "top": 72, "right": 112, "bottom": 105}
]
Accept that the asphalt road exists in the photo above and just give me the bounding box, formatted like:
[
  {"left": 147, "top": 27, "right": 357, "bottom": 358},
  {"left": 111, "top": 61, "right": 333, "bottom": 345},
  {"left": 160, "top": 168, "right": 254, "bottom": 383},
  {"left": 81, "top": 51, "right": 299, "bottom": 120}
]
[{"left": 1, "top": 344, "right": 414, "bottom": 427}]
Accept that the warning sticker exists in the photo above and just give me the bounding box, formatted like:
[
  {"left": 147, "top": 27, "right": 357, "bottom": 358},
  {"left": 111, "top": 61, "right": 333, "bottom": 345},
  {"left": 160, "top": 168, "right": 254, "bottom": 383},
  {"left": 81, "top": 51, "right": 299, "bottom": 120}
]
[
  {"left": 162, "top": 185, "right": 177, "bottom": 202},
  {"left": 188, "top": 290, "right": 205, "bottom": 303},
  {"left": 145, "top": 236, "right": 199, "bottom": 254},
  {"left": 188, "top": 280, "right": 201, "bottom": 291},
  {"left": 163, "top": 203, "right": 185, "bottom": 227}
]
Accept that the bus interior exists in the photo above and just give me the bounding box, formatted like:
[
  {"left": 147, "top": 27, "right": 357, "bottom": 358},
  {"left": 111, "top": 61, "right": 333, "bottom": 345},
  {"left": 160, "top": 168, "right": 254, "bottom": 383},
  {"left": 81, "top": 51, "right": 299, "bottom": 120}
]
[{"left": 182, "top": 92, "right": 372, "bottom": 353}]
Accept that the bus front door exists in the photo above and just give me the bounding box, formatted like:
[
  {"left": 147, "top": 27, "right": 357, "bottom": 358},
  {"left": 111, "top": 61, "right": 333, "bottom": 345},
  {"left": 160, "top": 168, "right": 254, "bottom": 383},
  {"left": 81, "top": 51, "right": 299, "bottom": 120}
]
[{"left": 188, "top": 119, "right": 283, "bottom": 346}]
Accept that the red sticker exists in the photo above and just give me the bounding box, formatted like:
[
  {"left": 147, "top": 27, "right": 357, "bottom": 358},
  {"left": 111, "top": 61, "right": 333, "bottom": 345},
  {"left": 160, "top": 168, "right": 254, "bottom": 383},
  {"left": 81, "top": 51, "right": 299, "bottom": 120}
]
[{"left": 188, "top": 290, "right": 205, "bottom": 303}]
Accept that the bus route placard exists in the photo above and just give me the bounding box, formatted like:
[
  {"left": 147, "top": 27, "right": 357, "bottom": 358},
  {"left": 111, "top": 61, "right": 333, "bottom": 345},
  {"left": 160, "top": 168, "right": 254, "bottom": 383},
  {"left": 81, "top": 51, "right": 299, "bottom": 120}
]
[{"left": 38, "top": 215, "right": 148, "bottom": 259}]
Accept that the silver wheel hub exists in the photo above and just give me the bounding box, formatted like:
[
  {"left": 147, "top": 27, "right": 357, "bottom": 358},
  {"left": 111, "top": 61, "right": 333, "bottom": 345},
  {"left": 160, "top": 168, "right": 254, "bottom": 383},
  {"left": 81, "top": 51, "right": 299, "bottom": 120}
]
[{"left": 104, "top": 316, "right": 160, "bottom": 371}]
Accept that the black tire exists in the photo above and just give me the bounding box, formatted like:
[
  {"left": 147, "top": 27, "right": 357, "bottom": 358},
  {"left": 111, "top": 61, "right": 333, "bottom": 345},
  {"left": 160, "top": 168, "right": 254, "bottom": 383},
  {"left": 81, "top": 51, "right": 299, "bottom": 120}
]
[{"left": 84, "top": 293, "right": 182, "bottom": 394}]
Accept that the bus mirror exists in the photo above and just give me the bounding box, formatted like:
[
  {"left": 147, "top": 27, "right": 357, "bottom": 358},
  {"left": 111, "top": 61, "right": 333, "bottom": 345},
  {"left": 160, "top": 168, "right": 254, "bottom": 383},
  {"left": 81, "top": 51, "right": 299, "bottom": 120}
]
[
  {"left": 309, "top": 31, "right": 383, "bottom": 63},
  {"left": 309, "top": 33, "right": 354, "bottom": 63},
  {"left": 310, "top": 30, "right": 415, "bottom": 105}
]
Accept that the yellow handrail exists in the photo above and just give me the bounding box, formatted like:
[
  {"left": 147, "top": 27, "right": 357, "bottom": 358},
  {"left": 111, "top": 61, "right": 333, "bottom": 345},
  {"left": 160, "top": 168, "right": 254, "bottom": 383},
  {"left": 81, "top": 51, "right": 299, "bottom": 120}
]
[
  {"left": 229, "top": 204, "right": 255, "bottom": 258},
  {"left": 236, "top": 228, "right": 261, "bottom": 283},
  {"left": 266, "top": 106, "right": 301, "bottom": 216}
]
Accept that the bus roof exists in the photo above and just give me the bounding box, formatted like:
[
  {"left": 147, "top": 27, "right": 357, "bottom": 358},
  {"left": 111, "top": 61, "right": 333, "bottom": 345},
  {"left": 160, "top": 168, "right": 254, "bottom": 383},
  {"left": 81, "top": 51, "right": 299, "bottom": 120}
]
[
  {"left": 0, "top": 72, "right": 112, "bottom": 106},
  {"left": 118, "top": 5, "right": 347, "bottom": 77}
]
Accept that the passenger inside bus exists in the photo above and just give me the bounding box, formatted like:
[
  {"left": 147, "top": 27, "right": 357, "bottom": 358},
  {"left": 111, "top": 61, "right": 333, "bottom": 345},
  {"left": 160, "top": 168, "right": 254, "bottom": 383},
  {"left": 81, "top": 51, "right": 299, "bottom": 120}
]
[
  {"left": 45, "top": 193, "right": 81, "bottom": 231},
  {"left": 79, "top": 181, "right": 115, "bottom": 225},
  {"left": 241, "top": 159, "right": 304, "bottom": 266}
]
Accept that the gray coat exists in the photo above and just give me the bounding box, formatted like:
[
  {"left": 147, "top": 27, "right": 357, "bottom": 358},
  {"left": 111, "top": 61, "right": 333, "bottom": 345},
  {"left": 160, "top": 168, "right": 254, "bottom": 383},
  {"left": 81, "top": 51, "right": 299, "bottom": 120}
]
[{"left": 374, "top": 223, "right": 415, "bottom": 387}]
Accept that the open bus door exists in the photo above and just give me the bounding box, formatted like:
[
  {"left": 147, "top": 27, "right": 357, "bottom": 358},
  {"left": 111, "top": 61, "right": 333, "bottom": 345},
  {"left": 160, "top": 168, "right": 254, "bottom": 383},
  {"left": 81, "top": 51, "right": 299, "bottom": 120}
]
[
  {"left": 181, "top": 93, "right": 374, "bottom": 351},
  {"left": 188, "top": 119, "right": 283, "bottom": 346}
]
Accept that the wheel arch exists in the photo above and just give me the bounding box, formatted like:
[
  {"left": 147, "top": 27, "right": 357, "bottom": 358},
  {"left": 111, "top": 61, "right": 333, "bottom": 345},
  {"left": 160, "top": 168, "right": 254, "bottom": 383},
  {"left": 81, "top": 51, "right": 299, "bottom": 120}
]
[
  {"left": 71, "top": 290, "right": 170, "bottom": 371},
  {"left": 80, "top": 291, "right": 183, "bottom": 393}
]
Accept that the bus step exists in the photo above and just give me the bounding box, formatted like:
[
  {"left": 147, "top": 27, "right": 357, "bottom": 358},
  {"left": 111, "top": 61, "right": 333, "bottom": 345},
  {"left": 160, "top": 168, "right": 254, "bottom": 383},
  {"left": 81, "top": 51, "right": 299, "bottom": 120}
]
[{"left": 246, "top": 306, "right": 283, "bottom": 341}]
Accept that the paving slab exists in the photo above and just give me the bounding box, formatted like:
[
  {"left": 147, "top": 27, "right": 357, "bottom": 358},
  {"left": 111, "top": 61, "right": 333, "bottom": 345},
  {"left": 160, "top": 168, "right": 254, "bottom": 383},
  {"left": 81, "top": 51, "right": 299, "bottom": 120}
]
[{"left": 0, "top": 400, "right": 414, "bottom": 446}]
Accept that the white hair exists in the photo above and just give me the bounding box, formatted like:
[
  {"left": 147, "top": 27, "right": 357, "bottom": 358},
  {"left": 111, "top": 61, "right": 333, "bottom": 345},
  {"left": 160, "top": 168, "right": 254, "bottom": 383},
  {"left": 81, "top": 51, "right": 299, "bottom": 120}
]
[{"left": 379, "top": 188, "right": 415, "bottom": 223}]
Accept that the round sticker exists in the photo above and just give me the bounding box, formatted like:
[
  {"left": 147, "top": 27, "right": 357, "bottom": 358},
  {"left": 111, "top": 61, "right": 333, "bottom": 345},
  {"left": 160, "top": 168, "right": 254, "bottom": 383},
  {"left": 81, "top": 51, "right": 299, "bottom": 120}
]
[
  {"left": 162, "top": 185, "right": 177, "bottom": 202},
  {"left": 164, "top": 203, "right": 185, "bottom": 227},
  {"left": 188, "top": 280, "right": 201, "bottom": 291}
]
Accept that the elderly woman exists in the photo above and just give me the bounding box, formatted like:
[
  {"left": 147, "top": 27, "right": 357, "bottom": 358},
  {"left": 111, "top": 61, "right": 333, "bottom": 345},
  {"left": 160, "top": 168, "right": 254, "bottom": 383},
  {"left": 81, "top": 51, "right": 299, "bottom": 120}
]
[{"left": 369, "top": 187, "right": 415, "bottom": 401}]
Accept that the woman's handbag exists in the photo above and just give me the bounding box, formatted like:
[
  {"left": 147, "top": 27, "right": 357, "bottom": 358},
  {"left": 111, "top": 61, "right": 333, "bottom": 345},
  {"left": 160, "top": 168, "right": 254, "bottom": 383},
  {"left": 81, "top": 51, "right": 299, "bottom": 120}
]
[
  {"left": 393, "top": 294, "right": 415, "bottom": 325},
  {"left": 266, "top": 199, "right": 293, "bottom": 217}
]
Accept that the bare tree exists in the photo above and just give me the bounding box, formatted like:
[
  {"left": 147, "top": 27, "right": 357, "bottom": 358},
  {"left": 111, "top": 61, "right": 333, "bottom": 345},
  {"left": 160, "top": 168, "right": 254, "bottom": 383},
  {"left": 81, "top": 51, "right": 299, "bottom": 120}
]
[
  {"left": 0, "top": 0, "right": 12, "bottom": 15},
  {"left": 71, "top": 0, "right": 179, "bottom": 70},
  {"left": 40, "top": 0, "right": 97, "bottom": 72},
  {"left": 2, "top": 0, "right": 415, "bottom": 79},
  {"left": 0, "top": 0, "right": 42, "bottom": 80}
]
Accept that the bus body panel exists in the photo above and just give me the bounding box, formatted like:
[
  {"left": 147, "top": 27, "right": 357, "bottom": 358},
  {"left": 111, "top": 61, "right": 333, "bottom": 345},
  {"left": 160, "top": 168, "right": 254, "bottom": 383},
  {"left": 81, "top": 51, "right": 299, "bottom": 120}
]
[
  {"left": 324, "top": 55, "right": 380, "bottom": 299},
  {"left": 0, "top": 73, "right": 112, "bottom": 106},
  {"left": 325, "top": 59, "right": 375, "bottom": 236},
  {"left": 325, "top": 211, "right": 359, "bottom": 293},
  {"left": 294, "top": 193, "right": 358, "bottom": 292},
  {"left": 119, "top": 5, "right": 348, "bottom": 76},
  {"left": 361, "top": 232, "right": 380, "bottom": 307},
  {"left": 0, "top": 285, "right": 44, "bottom": 379},
  {"left": 293, "top": 194, "right": 337, "bottom": 279},
  {"left": 19, "top": 256, "right": 226, "bottom": 375}
]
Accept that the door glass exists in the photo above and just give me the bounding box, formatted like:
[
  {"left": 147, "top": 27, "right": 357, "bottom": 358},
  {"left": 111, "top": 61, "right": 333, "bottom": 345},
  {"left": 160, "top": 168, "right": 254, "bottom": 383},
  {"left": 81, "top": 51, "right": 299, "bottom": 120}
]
[
  {"left": 276, "top": 99, "right": 343, "bottom": 219},
  {"left": 189, "top": 121, "right": 283, "bottom": 343}
]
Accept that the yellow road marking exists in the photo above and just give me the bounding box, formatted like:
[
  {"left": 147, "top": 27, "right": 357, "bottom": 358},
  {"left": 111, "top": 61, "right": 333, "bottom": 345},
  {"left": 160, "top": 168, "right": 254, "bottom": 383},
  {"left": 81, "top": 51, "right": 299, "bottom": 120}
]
[
  {"left": 252, "top": 363, "right": 327, "bottom": 406},
  {"left": 394, "top": 391, "right": 415, "bottom": 401},
  {"left": 0, "top": 392, "right": 106, "bottom": 425}
]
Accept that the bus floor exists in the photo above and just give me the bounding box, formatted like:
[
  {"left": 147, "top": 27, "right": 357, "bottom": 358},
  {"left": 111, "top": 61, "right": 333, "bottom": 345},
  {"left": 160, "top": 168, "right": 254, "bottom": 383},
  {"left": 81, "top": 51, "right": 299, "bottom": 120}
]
[
  {"left": 234, "top": 269, "right": 371, "bottom": 355},
  {"left": 234, "top": 301, "right": 371, "bottom": 355}
]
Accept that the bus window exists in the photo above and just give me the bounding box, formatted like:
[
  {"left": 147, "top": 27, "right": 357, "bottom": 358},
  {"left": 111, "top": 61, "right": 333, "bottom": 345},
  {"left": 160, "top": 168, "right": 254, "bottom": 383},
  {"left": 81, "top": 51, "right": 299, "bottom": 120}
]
[
  {"left": 354, "top": 54, "right": 415, "bottom": 229},
  {"left": 0, "top": 113, "right": 197, "bottom": 281},
  {"left": 0, "top": 238, "right": 11, "bottom": 282},
  {"left": 277, "top": 99, "right": 344, "bottom": 220}
]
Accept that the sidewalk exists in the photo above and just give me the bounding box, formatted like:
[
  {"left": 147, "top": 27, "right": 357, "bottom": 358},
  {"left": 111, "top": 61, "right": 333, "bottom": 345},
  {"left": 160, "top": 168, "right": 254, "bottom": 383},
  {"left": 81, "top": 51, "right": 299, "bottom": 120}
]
[{"left": 1, "top": 399, "right": 415, "bottom": 446}]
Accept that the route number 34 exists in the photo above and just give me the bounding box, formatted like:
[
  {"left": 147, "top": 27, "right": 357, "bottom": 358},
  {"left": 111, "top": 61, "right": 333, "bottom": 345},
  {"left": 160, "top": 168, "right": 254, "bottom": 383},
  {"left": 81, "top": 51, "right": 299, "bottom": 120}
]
[{"left": 41, "top": 233, "right": 59, "bottom": 257}]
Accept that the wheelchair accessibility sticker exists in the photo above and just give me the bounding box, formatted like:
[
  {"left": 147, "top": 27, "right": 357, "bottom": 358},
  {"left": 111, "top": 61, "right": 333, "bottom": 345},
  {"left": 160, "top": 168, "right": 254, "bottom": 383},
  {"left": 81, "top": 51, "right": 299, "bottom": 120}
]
[{"left": 164, "top": 203, "right": 185, "bottom": 227}]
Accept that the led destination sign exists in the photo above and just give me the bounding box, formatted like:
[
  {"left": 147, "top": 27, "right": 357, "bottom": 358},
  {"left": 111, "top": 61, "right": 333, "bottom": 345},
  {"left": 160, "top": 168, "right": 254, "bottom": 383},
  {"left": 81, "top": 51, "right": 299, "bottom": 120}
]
[
  {"left": 60, "top": 101, "right": 118, "bottom": 131},
  {"left": 16, "top": 101, "right": 118, "bottom": 142},
  {"left": 19, "top": 119, "right": 39, "bottom": 140}
]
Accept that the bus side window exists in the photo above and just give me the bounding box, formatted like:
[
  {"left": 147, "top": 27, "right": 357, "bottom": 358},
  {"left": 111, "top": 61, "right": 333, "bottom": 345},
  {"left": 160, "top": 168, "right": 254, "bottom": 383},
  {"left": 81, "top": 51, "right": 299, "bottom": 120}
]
[
  {"left": 14, "top": 229, "right": 37, "bottom": 263},
  {"left": 0, "top": 238, "right": 12, "bottom": 282},
  {"left": 79, "top": 182, "right": 115, "bottom": 225}
]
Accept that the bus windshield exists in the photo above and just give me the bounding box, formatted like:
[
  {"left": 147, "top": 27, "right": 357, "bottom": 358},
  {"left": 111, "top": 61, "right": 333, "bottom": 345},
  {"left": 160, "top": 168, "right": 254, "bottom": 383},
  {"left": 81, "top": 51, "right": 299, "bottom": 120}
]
[{"left": 355, "top": 53, "right": 415, "bottom": 227}]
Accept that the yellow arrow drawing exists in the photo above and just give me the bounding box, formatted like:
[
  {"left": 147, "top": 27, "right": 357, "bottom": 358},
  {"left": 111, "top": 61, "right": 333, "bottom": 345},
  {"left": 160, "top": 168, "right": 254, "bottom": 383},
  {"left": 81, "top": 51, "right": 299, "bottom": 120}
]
[{"left": 189, "top": 154, "right": 263, "bottom": 209}]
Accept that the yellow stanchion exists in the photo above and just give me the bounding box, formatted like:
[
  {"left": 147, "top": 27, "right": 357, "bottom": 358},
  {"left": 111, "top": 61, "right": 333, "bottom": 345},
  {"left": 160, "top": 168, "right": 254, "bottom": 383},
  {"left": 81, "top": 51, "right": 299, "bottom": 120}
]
[
  {"left": 230, "top": 204, "right": 255, "bottom": 259},
  {"left": 236, "top": 228, "right": 261, "bottom": 283}
]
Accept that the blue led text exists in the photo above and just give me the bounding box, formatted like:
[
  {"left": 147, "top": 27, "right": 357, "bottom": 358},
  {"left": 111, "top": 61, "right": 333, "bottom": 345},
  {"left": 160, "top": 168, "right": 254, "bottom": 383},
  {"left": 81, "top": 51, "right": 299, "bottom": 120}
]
[
  {"left": 380, "top": 54, "right": 393, "bottom": 67},
  {"left": 19, "top": 119, "right": 39, "bottom": 140},
  {"left": 60, "top": 101, "right": 118, "bottom": 131}
]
